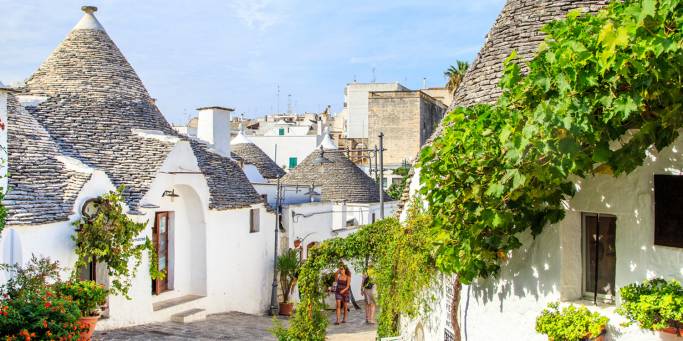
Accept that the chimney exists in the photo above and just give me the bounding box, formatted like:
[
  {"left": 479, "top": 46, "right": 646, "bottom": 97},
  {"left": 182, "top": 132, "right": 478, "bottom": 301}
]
[
  {"left": 317, "top": 117, "right": 323, "bottom": 135},
  {"left": 196, "top": 106, "right": 233, "bottom": 157}
]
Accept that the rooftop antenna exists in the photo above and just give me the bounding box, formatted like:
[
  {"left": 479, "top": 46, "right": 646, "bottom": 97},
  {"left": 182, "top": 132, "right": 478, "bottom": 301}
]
[
  {"left": 287, "top": 94, "right": 292, "bottom": 114},
  {"left": 276, "top": 84, "right": 280, "bottom": 113},
  {"left": 372, "top": 67, "right": 376, "bottom": 83},
  {"left": 353, "top": 74, "right": 357, "bottom": 83},
  {"left": 422, "top": 77, "right": 427, "bottom": 89}
]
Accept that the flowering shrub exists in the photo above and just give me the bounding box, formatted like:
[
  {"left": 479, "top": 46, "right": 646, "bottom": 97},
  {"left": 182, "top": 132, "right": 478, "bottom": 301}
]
[
  {"left": 0, "top": 287, "right": 83, "bottom": 340},
  {"left": 57, "top": 280, "right": 108, "bottom": 317},
  {"left": 0, "top": 257, "right": 84, "bottom": 340}
]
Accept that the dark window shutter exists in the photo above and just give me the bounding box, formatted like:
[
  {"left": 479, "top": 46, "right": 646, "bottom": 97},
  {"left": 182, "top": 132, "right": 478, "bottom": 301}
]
[{"left": 654, "top": 175, "right": 683, "bottom": 248}]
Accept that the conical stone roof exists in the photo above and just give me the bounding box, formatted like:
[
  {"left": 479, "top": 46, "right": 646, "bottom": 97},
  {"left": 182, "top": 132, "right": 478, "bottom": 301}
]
[
  {"left": 9, "top": 7, "right": 260, "bottom": 219},
  {"left": 451, "top": 0, "right": 608, "bottom": 108},
  {"left": 281, "top": 147, "right": 386, "bottom": 203},
  {"left": 397, "top": 0, "right": 608, "bottom": 216},
  {"left": 231, "top": 131, "right": 285, "bottom": 180},
  {"left": 4, "top": 93, "right": 92, "bottom": 225}
]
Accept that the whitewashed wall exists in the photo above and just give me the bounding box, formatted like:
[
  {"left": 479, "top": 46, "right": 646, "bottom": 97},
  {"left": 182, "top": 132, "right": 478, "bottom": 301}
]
[
  {"left": 252, "top": 183, "right": 321, "bottom": 207},
  {"left": 1, "top": 140, "right": 276, "bottom": 329},
  {"left": 249, "top": 135, "right": 322, "bottom": 171},
  {"left": 401, "top": 134, "right": 683, "bottom": 341}
]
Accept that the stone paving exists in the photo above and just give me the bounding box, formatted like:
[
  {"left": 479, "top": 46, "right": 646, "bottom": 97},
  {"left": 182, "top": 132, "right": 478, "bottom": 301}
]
[{"left": 94, "top": 305, "right": 376, "bottom": 340}]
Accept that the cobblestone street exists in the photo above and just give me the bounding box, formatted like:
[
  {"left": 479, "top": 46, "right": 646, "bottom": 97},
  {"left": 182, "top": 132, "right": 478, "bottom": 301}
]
[{"left": 94, "top": 305, "right": 376, "bottom": 340}]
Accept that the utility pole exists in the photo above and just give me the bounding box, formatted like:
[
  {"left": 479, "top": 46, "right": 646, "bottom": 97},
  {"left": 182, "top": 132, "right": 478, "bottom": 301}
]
[
  {"left": 269, "top": 145, "right": 280, "bottom": 316},
  {"left": 378, "top": 132, "right": 384, "bottom": 219}
]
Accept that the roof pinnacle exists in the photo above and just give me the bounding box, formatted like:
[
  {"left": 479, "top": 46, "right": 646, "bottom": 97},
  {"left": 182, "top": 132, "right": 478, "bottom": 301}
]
[
  {"left": 74, "top": 5, "right": 105, "bottom": 31},
  {"left": 81, "top": 6, "right": 97, "bottom": 14}
]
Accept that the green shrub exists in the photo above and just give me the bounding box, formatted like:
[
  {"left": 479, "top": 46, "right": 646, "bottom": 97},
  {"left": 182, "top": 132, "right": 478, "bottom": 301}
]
[
  {"left": 57, "top": 280, "right": 108, "bottom": 317},
  {"left": 536, "top": 302, "right": 608, "bottom": 341},
  {"left": 617, "top": 278, "right": 683, "bottom": 332}
]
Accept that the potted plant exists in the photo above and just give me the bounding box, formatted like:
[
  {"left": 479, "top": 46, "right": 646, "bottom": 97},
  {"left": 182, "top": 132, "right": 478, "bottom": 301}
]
[
  {"left": 276, "top": 249, "right": 300, "bottom": 316},
  {"left": 57, "top": 280, "right": 108, "bottom": 340},
  {"left": 617, "top": 278, "right": 683, "bottom": 336},
  {"left": 536, "top": 302, "right": 608, "bottom": 341}
]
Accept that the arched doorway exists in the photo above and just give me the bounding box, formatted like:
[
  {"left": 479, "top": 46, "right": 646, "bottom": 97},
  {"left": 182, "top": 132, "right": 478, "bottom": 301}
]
[{"left": 153, "top": 184, "right": 207, "bottom": 296}]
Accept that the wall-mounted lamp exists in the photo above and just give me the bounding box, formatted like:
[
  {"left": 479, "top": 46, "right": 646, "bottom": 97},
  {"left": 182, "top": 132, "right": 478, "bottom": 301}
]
[{"left": 162, "top": 189, "right": 180, "bottom": 198}]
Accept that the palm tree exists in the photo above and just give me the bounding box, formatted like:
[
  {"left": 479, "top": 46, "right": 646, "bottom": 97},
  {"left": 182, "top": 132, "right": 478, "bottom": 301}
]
[{"left": 444, "top": 60, "right": 470, "bottom": 94}]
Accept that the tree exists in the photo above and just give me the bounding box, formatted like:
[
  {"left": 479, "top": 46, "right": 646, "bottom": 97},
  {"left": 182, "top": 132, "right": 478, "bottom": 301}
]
[{"left": 443, "top": 60, "right": 470, "bottom": 94}]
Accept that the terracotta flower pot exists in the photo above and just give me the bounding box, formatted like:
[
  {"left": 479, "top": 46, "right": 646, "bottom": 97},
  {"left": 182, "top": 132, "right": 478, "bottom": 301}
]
[
  {"left": 660, "top": 326, "right": 683, "bottom": 336},
  {"left": 279, "top": 302, "right": 294, "bottom": 316},
  {"left": 78, "top": 315, "right": 99, "bottom": 341}
]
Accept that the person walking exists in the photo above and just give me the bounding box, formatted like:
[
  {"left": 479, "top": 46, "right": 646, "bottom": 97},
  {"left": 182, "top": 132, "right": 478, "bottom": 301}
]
[
  {"left": 334, "top": 262, "right": 351, "bottom": 325},
  {"left": 361, "top": 268, "right": 377, "bottom": 324}
]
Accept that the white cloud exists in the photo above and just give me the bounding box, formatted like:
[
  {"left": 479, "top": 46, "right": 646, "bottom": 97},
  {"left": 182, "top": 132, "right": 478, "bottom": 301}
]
[{"left": 230, "top": 0, "right": 283, "bottom": 31}]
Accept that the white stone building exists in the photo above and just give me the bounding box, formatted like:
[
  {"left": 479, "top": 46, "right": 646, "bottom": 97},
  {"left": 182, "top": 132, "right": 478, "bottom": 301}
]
[
  {"left": 0, "top": 7, "right": 277, "bottom": 329},
  {"left": 399, "top": 1, "right": 683, "bottom": 341},
  {"left": 340, "top": 82, "right": 409, "bottom": 139}
]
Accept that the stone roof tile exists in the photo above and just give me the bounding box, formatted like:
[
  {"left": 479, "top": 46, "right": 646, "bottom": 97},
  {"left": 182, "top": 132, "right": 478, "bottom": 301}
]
[
  {"left": 281, "top": 149, "right": 387, "bottom": 203},
  {"left": 6, "top": 11, "right": 260, "bottom": 225},
  {"left": 231, "top": 143, "right": 285, "bottom": 180}
]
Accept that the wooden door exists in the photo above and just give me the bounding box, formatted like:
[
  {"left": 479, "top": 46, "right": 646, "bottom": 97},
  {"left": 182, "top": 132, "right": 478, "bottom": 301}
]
[
  {"left": 583, "top": 214, "right": 616, "bottom": 299},
  {"left": 152, "top": 212, "right": 169, "bottom": 294}
]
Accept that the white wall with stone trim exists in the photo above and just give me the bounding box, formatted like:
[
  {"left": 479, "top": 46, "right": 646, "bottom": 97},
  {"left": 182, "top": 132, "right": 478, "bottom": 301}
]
[
  {"left": 249, "top": 135, "right": 323, "bottom": 171},
  {"left": 401, "top": 133, "right": 683, "bottom": 341}
]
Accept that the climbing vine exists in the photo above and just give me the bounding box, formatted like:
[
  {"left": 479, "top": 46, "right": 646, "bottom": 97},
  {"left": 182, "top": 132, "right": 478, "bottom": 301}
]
[
  {"left": 277, "top": 1, "right": 683, "bottom": 339},
  {"left": 418, "top": 0, "right": 683, "bottom": 284},
  {"left": 273, "top": 205, "right": 437, "bottom": 340},
  {"left": 72, "top": 186, "right": 164, "bottom": 298}
]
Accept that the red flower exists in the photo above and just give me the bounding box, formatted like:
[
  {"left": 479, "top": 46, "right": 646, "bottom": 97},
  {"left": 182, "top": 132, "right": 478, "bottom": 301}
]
[
  {"left": 42, "top": 320, "right": 48, "bottom": 328},
  {"left": 44, "top": 302, "right": 52, "bottom": 308}
]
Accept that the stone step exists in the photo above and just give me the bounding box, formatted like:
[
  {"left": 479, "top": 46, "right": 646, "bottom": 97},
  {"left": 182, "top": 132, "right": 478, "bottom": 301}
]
[
  {"left": 170, "top": 308, "right": 207, "bottom": 323},
  {"left": 153, "top": 294, "right": 204, "bottom": 312}
]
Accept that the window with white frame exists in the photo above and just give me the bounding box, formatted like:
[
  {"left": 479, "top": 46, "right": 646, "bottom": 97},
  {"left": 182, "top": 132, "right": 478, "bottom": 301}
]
[{"left": 581, "top": 213, "right": 617, "bottom": 302}]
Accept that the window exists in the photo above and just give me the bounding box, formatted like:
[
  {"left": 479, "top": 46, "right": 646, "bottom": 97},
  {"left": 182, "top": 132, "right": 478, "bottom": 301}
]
[
  {"left": 346, "top": 218, "right": 358, "bottom": 227},
  {"left": 288, "top": 157, "right": 298, "bottom": 169},
  {"left": 371, "top": 213, "right": 376, "bottom": 223},
  {"left": 382, "top": 177, "right": 388, "bottom": 189},
  {"left": 250, "top": 208, "right": 260, "bottom": 233},
  {"left": 77, "top": 259, "right": 97, "bottom": 281},
  {"left": 152, "top": 212, "right": 171, "bottom": 294},
  {"left": 279, "top": 128, "right": 285, "bottom": 136},
  {"left": 582, "top": 213, "right": 616, "bottom": 302},
  {"left": 654, "top": 175, "right": 683, "bottom": 248}
]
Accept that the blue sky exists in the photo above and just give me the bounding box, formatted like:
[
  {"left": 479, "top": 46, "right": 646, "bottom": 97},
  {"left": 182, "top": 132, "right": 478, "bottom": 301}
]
[{"left": 0, "top": 0, "right": 505, "bottom": 124}]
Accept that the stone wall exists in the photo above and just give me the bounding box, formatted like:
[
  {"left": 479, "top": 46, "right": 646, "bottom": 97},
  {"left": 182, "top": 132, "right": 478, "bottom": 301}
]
[{"left": 368, "top": 91, "right": 445, "bottom": 167}]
